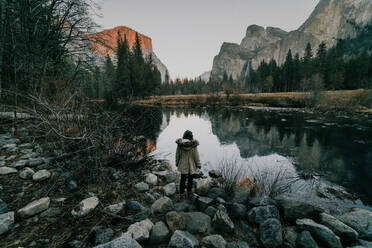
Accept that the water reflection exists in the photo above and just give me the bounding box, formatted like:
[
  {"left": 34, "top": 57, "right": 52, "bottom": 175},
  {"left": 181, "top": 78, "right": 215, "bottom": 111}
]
[{"left": 144, "top": 107, "right": 372, "bottom": 206}]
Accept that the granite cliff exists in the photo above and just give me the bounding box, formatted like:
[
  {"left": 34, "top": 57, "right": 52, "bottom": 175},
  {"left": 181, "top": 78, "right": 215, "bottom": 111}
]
[
  {"left": 211, "top": 0, "right": 372, "bottom": 80},
  {"left": 87, "top": 26, "right": 169, "bottom": 82}
]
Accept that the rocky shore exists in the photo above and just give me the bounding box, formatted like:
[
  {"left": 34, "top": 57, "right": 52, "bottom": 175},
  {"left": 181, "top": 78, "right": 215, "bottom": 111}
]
[{"left": 1, "top": 130, "right": 372, "bottom": 248}]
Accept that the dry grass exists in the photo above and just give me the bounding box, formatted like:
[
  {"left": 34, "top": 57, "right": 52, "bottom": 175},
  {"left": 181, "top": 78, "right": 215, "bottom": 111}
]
[{"left": 134, "top": 89, "right": 372, "bottom": 112}]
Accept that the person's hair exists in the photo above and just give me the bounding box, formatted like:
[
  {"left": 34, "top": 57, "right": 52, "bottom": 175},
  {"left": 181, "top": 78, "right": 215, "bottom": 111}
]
[{"left": 183, "top": 130, "right": 193, "bottom": 140}]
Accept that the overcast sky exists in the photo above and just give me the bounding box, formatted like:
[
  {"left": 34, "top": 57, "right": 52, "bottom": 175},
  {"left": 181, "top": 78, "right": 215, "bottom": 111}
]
[{"left": 95, "top": 0, "right": 320, "bottom": 79}]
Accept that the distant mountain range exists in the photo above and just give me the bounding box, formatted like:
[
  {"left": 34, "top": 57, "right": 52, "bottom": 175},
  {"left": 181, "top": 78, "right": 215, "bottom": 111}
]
[
  {"left": 211, "top": 0, "right": 372, "bottom": 80},
  {"left": 87, "top": 26, "right": 169, "bottom": 82}
]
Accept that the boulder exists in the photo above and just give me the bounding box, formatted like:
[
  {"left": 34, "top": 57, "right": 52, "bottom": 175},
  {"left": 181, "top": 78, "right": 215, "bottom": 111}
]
[
  {"left": 275, "top": 194, "right": 323, "bottom": 222},
  {"left": 132, "top": 208, "right": 151, "bottom": 222},
  {"left": 92, "top": 234, "right": 142, "bottom": 248},
  {"left": 212, "top": 210, "right": 234, "bottom": 233},
  {"left": 125, "top": 219, "right": 153, "bottom": 242},
  {"left": 0, "top": 199, "right": 8, "bottom": 215},
  {"left": 11, "top": 160, "right": 28, "bottom": 169},
  {"left": 226, "top": 202, "right": 247, "bottom": 219},
  {"left": 28, "top": 158, "right": 45, "bottom": 167},
  {"left": 0, "top": 167, "right": 17, "bottom": 175},
  {"left": 105, "top": 201, "right": 126, "bottom": 214},
  {"left": 143, "top": 193, "right": 156, "bottom": 204},
  {"left": 226, "top": 241, "right": 250, "bottom": 248},
  {"left": 296, "top": 218, "right": 342, "bottom": 248},
  {"left": 339, "top": 208, "right": 372, "bottom": 241},
  {"left": 71, "top": 197, "right": 99, "bottom": 217},
  {"left": 0, "top": 212, "right": 14, "bottom": 235},
  {"left": 145, "top": 173, "right": 158, "bottom": 186},
  {"left": 127, "top": 201, "right": 145, "bottom": 212},
  {"left": 205, "top": 206, "right": 217, "bottom": 218},
  {"left": 283, "top": 226, "right": 298, "bottom": 248},
  {"left": 320, "top": 212, "right": 358, "bottom": 243},
  {"left": 208, "top": 187, "right": 226, "bottom": 199},
  {"left": 233, "top": 187, "right": 250, "bottom": 204},
  {"left": 150, "top": 221, "right": 170, "bottom": 244},
  {"left": 182, "top": 212, "right": 212, "bottom": 235},
  {"left": 296, "top": 231, "right": 319, "bottom": 248},
  {"left": 196, "top": 196, "right": 214, "bottom": 211},
  {"left": 91, "top": 226, "right": 114, "bottom": 246},
  {"left": 19, "top": 167, "right": 35, "bottom": 179},
  {"left": 163, "top": 183, "right": 176, "bottom": 196},
  {"left": 196, "top": 179, "right": 211, "bottom": 196},
  {"left": 259, "top": 218, "right": 283, "bottom": 248},
  {"left": 169, "top": 230, "right": 199, "bottom": 248},
  {"left": 208, "top": 170, "right": 222, "bottom": 179},
  {"left": 202, "top": 235, "right": 226, "bottom": 248},
  {"left": 166, "top": 211, "right": 186, "bottom": 232},
  {"left": 174, "top": 201, "right": 190, "bottom": 212},
  {"left": 32, "top": 169, "right": 51, "bottom": 181},
  {"left": 134, "top": 182, "right": 149, "bottom": 192},
  {"left": 248, "top": 205, "right": 280, "bottom": 224},
  {"left": 18, "top": 197, "right": 50, "bottom": 218},
  {"left": 151, "top": 197, "right": 173, "bottom": 215}
]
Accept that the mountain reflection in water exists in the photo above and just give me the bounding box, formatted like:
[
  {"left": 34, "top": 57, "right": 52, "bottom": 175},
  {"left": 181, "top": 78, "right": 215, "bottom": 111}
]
[{"left": 142, "top": 107, "right": 372, "bottom": 207}]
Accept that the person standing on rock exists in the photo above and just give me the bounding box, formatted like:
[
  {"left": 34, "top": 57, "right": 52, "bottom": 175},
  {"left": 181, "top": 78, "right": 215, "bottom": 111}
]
[{"left": 176, "top": 130, "right": 201, "bottom": 199}]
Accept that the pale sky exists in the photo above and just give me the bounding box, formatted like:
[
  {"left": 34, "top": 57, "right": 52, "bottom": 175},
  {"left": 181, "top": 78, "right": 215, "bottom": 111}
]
[{"left": 95, "top": 0, "right": 320, "bottom": 79}]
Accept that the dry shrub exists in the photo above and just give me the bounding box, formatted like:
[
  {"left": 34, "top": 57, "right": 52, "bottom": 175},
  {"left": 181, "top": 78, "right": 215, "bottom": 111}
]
[{"left": 217, "top": 158, "right": 247, "bottom": 194}]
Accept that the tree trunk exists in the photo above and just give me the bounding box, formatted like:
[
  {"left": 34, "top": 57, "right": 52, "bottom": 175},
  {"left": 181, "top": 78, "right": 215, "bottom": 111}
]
[{"left": 0, "top": 0, "right": 7, "bottom": 98}]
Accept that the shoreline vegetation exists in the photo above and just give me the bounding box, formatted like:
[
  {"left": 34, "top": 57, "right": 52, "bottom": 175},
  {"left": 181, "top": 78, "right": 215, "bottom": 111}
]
[{"left": 133, "top": 89, "right": 372, "bottom": 114}]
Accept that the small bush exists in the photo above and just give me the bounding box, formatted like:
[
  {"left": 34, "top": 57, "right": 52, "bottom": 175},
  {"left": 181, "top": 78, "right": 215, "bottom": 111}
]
[{"left": 217, "top": 158, "right": 247, "bottom": 194}]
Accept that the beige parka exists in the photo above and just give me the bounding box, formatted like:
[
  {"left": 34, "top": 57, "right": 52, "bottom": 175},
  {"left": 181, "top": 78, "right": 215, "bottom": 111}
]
[{"left": 175, "top": 138, "right": 201, "bottom": 175}]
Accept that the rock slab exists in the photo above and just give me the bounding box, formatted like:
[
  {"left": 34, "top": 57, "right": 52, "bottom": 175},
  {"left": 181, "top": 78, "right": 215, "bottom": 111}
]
[
  {"left": 259, "top": 218, "right": 283, "bottom": 248},
  {"left": 71, "top": 197, "right": 99, "bottom": 217},
  {"left": 18, "top": 197, "right": 50, "bottom": 218},
  {"left": 169, "top": 230, "right": 199, "bottom": 248},
  {"left": 339, "top": 208, "right": 372, "bottom": 241},
  {"left": 0, "top": 212, "right": 14, "bottom": 235}
]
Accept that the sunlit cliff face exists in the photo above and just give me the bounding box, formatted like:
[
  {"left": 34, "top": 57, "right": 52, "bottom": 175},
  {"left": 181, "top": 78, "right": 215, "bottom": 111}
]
[{"left": 87, "top": 26, "right": 153, "bottom": 56}]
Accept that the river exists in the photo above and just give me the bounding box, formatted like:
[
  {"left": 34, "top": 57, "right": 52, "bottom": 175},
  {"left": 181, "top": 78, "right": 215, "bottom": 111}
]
[{"left": 138, "top": 106, "right": 372, "bottom": 209}]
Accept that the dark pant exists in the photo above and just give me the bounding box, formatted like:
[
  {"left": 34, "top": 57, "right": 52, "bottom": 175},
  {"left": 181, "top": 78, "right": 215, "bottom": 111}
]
[{"left": 180, "top": 174, "right": 193, "bottom": 194}]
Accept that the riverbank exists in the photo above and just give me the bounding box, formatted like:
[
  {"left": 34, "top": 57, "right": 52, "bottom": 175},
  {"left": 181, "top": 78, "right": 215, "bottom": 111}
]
[
  {"left": 1, "top": 124, "right": 372, "bottom": 247},
  {"left": 134, "top": 89, "right": 372, "bottom": 114}
]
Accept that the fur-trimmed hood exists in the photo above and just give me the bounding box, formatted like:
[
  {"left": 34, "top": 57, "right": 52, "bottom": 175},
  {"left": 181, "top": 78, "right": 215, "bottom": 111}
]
[{"left": 176, "top": 138, "right": 199, "bottom": 151}]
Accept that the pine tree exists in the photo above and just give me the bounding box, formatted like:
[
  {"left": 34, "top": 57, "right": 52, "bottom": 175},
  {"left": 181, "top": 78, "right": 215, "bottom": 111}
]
[
  {"left": 283, "top": 49, "right": 294, "bottom": 91},
  {"left": 103, "top": 55, "right": 115, "bottom": 105},
  {"left": 131, "top": 33, "right": 146, "bottom": 97},
  {"left": 316, "top": 41, "right": 329, "bottom": 88},
  {"left": 115, "top": 33, "right": 131, "bottom": 100}
]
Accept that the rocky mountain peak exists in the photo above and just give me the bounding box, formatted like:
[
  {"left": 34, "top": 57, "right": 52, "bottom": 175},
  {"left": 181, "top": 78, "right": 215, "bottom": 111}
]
[{"left": 240, "top": 25, "right": 287, "bottom": 52}]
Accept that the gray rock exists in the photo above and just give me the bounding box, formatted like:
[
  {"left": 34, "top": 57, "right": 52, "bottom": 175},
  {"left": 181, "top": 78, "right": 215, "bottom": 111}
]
[
  {"left": 66, "top": 178, "right": 78, "bottom": 192},
  {"left": 226, "top": 202, "right": 247, "bottom": 219},
  {"left": 0, "top": 212, "right": 14, "bottom": 235},
  {"left": 163, "top": 183, "right": 176, "bottom": 196},
  {"left": 248, "top": 205, "right": 280, "bottom": 224},
  {"left": 339, "top": 208, "right": 372, "bottom": 241},
  {"left": 150, "top": 221, "right": 170, "bottom": 244},
  {"left": 217, "top": 204, "right": 227, "bottom": 213},
  {"left": 205, "top": 206, "right": 217, "bottom": 218},
  {"left": 11, "top": 160, "right": 28, "bottom": 169},
  {"left": 0, "top": 161, "right": 5, "bottom": 167},
  {"left": 358, "top": 239, "right": 372, "bottom": 247},
  {"left": 0, "top": 166, "right": 17, "bottom": 175},
  {"left": 105, "top": 202, "right": 126, "bottom": 214},
  {"left": 125, "top": 219, "right": 153, "bottom": 242},
  {"left": 127, "top": 201, "right": 145, "bottom": 212},
  {"left": 320, "top": 212, "right": 358, "bottom": 242},
  {"left": 134, "top": 182, "right": 149, "bottom": 192},
  {"left": 212, "top": 210, "right": 234, "bottom": 233},
  {"left": 18, "top": 197, "right": 50, "bottom": 218},
  {"left": 259, "top": 218, "right": 283, "bottom": 248},
  {"left": 145, "top": 173, "right": 158, "bottom": 186},
  {"left": 196, "top": 179, "right": 211, "bottom": 196},
  {"left": 5, "top": 155, "right": 16, "bottom": 161},
  {"left": 19, "top": 167, "right": 35, "bottom": 179},
  {"left": 233, "top": 187, "right": 250, "bottom": 204},
  {"left": 248, "top": 196, "right": 277, "bottom": 208},
  {"left": 296, "top": 231, "right": 319, "bottom": 248},
  {"left": 166, "top": 211, "right": 186, "bottom": 232},
  {"left": 275, "top": 194, "right": 323, "bottom": 222},
  {"left": 0, "top": 199, "right": 8, "bottom": 215},
  {"left": 169, "top": 230, "right": 199, "bottom": 248},
  {"left": 197, "top": 196, "right": 214, "bottom": 211},
  {"left": 27, "top": 158, "right": 45, "bottom": 167},
  {"left": 174, "top": 201, "right": 190, "bottom": 212},
  {"left": 151, "top": 197, "right": 173, "bottom": 215},
  {"left": 93, "top": 234, "right": 142, "bottom": 248},
  {"left": 208, "top": 187, "right": 226, "bottom": 199},
  {"left": 71, "top": 197, "right": 99, "bottom": 217},
  {"left": 227, "top": 241, "right": 250, "bottom": 248},
  {"left": 283, "top": 226, "right": 298, "bottom": 248},
  {"left": 132, "top": 208, "right": 151, "bottom": 221},
  {"left": 202, "top": 235, "right": 226, "bottom": 248},
  {"left": 296, "top": 218, "right": 342, "bottom": 248},
  {"left": 208, "top": 170, "right": 222, "bottom": 179},
  {"left": 183, "top": 212, "right": 211, "bottom": 235},
  {"left": 32, "top": 169, "right": 51, "bottom": 181},
  {"left": 92, "top": 226, "right": 114, "bottom": 245},
  {"left": 143, "top": 193, "right": 156, "bottom": 204}
]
